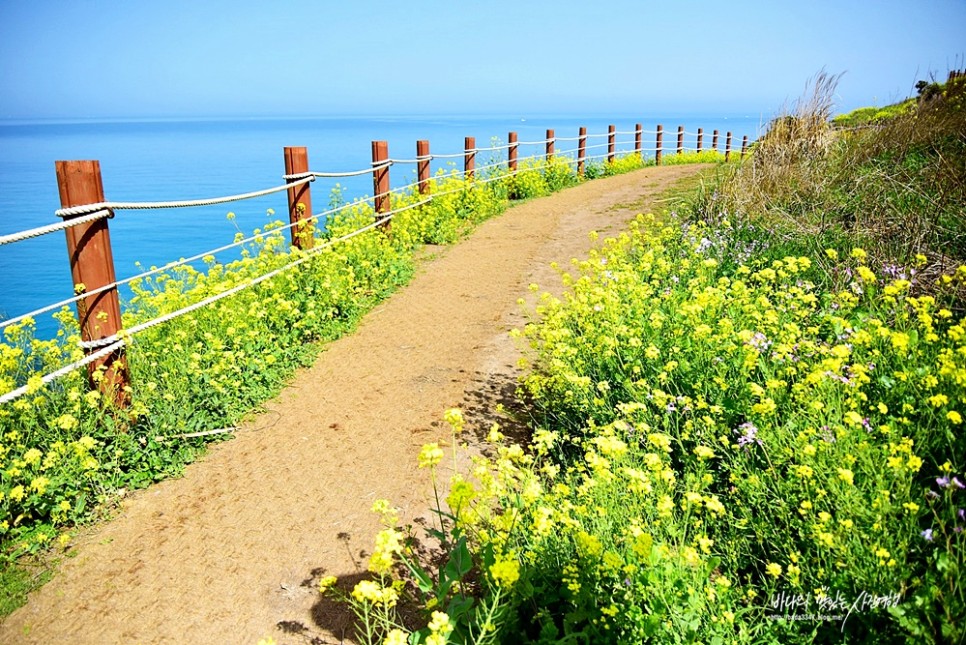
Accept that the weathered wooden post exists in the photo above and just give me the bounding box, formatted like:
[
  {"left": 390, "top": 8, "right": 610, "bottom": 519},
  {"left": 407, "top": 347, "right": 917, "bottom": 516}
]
[
  {"left": 712, "top": 129, "right": 719, "bottom": 151},
  {"left": 371, "top": 140, "right": 390, "bottom": 226},
  {"left": 607, "top": 125, "right": 616, "bottom": 163},
  {"left": 635, "top": 123, "right": 643, "bottom": 155},
  {"left": 283, "top": 146, "right": 314, "bottom": 250},
  {"left": 655, "top": 124, "right": 664, "bottom": 165},
  {"left": 577, "top": 126, "right": 587, "bottom": 176},
  {"left": 417, "top": 140, "right": 431, "bottom": 195},
  {"left": 741, "top": 135, "right": 749, "bottom": 158},
  {"left": 725, "top": 132, "right": 733, "bottom": 161},
  {"left": 677, "top": 126, "right": 684, "bottom": 155},
  {"left": 696, "top": 128, "right": 704, "bottom": 153},
  {"left": 508, "top": 131, "right": 518, "bottom": 173},
  {"left": 464, "top": 136, "right": 476, "bottom": 179},
  {"left": 56, "top": 160, "right": 130, "bottom": 407},
  {"left": 545, "top": 129, "right": 555, "bottom": 162}
]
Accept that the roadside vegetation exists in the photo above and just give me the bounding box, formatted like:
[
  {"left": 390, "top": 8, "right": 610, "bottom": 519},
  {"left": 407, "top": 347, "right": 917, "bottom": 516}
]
[
  {"left": 328, "top": 73, "right": 966, "bottom": 644},
  {"left": 0, "top": 147, "right": 730, "bottom": 612}
]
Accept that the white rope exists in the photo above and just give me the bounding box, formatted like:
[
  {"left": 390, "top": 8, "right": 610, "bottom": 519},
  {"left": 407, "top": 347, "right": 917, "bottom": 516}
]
[
  {"left": 0, "top": 209, "right": 112, "bottom": 246},
  {"left": 386, "top": 157, "right": 421, "bottom": 165},
  {"left": 280, "top": 171, "right": 314, "bottom": 181},
  {"left": 168, "top": 426, "right": 237, "bottom": 439},
  {"left": 0, "top": 198, "right": 369, "bottom": 333},
  {"left": 0, "top": 198, "right": 435, "bottom": 405},
  {"left": 514, "top": 138, "right": 552, "bottom": 146},
  {"left": 311, "top": 161, "right": 392, "bottom": 179},
  {"left": 0, "top": 340, "right": 125, "bottom": 405},
  {"left": 425, "top": 151, "right": 466, "bottom": 159},
  {"left": 554, "top": 147, "right": 580, "bottom": 157},
  {"left": 71, "top": 198, "right": 431, "bottom": 351},
  {"left": 472, "top": 143, "right": 514, "bottom": 152},
  {"left": 54, "top": 176, "right": 314, "bottom": 218},
  {"left": 472, "top": 158, "right": 520, "bottom": 175}
]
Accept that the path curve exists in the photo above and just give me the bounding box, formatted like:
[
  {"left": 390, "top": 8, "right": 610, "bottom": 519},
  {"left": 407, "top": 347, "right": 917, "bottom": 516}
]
[{"left": 1, "top": 165, "right": 704, "bottom": 644}]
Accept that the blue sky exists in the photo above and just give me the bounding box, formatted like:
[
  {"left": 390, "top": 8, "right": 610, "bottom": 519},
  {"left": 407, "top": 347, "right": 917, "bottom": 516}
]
[{"left": 1, "top": 0, "right": 963, "bottom": 120}]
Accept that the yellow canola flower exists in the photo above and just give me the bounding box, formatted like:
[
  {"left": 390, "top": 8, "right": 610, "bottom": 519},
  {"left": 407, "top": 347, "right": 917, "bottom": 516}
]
[
  {"left": 856, "top": 266, "right": 877, "bottom": 284},
  {"left": 318, "top": 575, "right": 338, "bottom": 594},
  {"left": 368, "top": 527, "right": 403, "bottom": 575},
  {"left": 837, "top": 468, "right": 854, "bottom": 486},
  {"left": 383, "top": 629, "right": 409, "bottom": 645},
  {"left": 693, "top": 445, "right": 715, "bottom": 460},
  {"left": 418, "top": 443, "right": 444, "bottom": 469},
  {"left": 443, "top": 408, "right": 464, "bottom": 433},
  {"left": 765, "top": 562, "right": 782, "bottom": 578},
  {"left": 428, "top": 610, "right": 453, "bottom": 638},
  {"left": 489, "top": 552, "right": 521, "bottom": 589},
  {"left": 351, "top": 579, "right": 399, "bottom": 607},
  {"left": 656, "top": 495, "right": 675, "bottom": 517}
]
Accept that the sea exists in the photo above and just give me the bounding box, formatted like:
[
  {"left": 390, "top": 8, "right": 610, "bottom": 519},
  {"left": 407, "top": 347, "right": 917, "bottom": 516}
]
[{"left": 0, "top": 114, "right": 764, "bottom": 338}]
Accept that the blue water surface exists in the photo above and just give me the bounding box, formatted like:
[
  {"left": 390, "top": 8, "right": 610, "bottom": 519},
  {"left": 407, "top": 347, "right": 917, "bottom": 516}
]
[{"left": 0, "top": 114, "right": 763, "bottom": 338}]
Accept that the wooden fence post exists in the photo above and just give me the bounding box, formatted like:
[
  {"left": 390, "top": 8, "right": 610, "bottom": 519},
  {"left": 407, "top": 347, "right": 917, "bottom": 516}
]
[
  {"left": 577, "top": 126, "right": 587, "bottom": 176},
  {"left": 417, "top": 140, "right": 431, "bottom": 195},
  {"left": 56, "top": 160, "right": 130, "bottom": 407},
  {"left": 725, "top": 132, "right": 733, "bottom": 161},
  {"left": 283, "top": 146, "right": 314, "bottom": 250},
  {"left": 464, "top": 136, "right": 476, "bottom": 179},
  {"left": 741, "top": 135, "right": 749, "bottom": 159},
  {"left": 635, "top": 123, "right": 642, "bottom": 155},
  {"left": 608, "top": 125, "right": 616, "bottom": 163},
  {"left": 508, "top": 131, "right": 518, "bottom": 172},
  {"left": 677, "top": 125, "right": 684, "bottom": 155},
  {"left": 546, "top": 129, "right": 555, "bottom": 162},
  {"left": 371, "top": 140, "right": 390, "bottom": 226},
  {"left": 712, "top": 129, "right": 719, "bottom": 151},
  {"left": 696, "top": 128, "right": 704, "bottom": 153},
  {"left": 656, "top": 124, "right": 664, "bottom": 165}
]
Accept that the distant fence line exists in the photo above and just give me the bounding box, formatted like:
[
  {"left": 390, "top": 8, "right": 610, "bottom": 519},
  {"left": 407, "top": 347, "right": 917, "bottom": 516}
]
[{"left": 0, "top": 120, "right": 752, "bottom": 406}]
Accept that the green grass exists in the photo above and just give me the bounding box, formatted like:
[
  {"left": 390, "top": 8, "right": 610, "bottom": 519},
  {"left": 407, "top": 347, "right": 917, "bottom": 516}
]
[{"left": 0, "top": 557, "right": 52, "bottom": 616}]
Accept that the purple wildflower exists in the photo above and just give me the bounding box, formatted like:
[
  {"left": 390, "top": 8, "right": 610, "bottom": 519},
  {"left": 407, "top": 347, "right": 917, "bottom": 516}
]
[
  {"left": 959, "top": 509, "right": 965, "bottom": 521},
  {"left": 921, "top": 528, "right": 934, "bottom": 541},
  {"left": 736, "top": 422, "right": 763, "bottom": 449},
  {"left": 937, "top": 476, "right": 951, "bottom": 488},
  {"left": 953, "top": 477, "right": 965, "bottom": 490},
  {"left": 746, "top": 332, "right": 772, "bottom": 352},
  {"left": 927, "top": 490, "right": 940, "bottom": 499}
]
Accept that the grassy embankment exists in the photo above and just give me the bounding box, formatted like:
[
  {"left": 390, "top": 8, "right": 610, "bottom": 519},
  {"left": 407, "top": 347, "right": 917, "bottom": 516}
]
[
  {"left": 0, "top": 147, "right": 731, "bottom": 614},
  {"left": 326, "top": 73, "right": 966, "bottom": 644}
]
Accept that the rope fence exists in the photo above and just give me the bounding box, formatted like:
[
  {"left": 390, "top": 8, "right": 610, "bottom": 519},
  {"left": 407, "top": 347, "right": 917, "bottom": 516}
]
[
  {"left": 53, "top": 176, "right": 314, "bottom": 218},
  {"left": 1, "top": 119, "right": 756, "bottom": 406}
]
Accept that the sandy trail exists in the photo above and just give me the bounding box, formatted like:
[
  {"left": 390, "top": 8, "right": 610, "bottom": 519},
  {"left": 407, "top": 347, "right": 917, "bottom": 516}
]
[{"left": 1, "top": 165, "right": 703, "bottom": 645}]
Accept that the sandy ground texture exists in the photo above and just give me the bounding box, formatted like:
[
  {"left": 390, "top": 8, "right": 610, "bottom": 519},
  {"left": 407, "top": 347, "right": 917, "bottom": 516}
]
[{"left": 1, "top": 165, "right": 705, "bottom": 645}]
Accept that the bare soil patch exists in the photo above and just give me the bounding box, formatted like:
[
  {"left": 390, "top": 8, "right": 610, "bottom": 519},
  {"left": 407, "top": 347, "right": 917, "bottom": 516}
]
[{"left": 1, "top": 165, "right": 705, "bottom": 644}]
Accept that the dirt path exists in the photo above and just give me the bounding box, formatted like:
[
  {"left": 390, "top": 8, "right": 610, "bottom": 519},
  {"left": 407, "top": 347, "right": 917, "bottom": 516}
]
[{"left": 1, "top": 165, "right": 704, "bottom": 645}]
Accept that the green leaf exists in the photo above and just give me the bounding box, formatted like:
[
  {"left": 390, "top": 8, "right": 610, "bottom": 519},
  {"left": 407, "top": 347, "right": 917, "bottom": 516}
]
[{"left": 443, "top": 536, "right": 473, "bottom": 582}]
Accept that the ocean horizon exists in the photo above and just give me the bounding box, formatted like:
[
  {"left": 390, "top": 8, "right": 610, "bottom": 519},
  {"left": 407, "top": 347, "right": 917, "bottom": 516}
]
[{"left": 0, "top": 113, "right": 765, "bottom": 337}]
